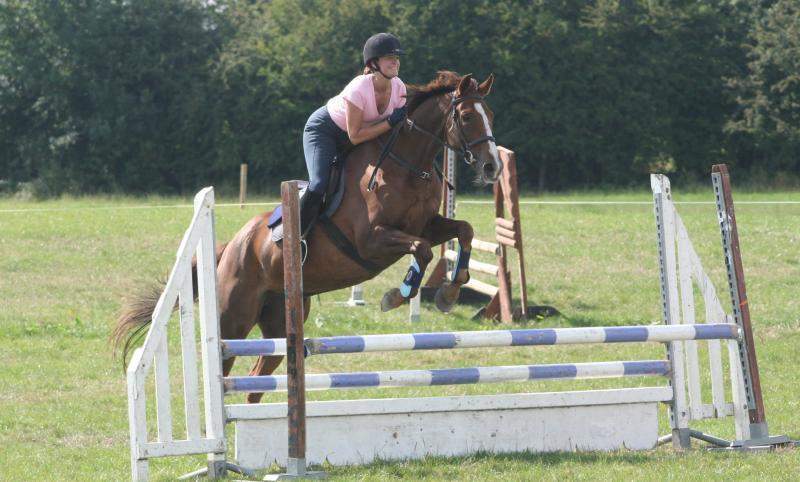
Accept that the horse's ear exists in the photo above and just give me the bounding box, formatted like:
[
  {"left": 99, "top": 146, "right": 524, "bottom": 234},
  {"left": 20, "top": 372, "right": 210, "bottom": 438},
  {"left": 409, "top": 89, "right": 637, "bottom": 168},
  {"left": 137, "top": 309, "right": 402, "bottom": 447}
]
[
  {"left": 456, "top": 73, "right": 474, "bottom": 97},
  {"left": 478, "top": 73, "right": 494, "bottom": 96}
]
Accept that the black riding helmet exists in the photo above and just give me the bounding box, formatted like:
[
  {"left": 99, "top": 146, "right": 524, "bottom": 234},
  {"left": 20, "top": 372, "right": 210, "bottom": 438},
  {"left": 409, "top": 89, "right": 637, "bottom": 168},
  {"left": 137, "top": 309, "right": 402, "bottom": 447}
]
[{"left": 362, "top": 33, "right": 403, "bottom": 66}]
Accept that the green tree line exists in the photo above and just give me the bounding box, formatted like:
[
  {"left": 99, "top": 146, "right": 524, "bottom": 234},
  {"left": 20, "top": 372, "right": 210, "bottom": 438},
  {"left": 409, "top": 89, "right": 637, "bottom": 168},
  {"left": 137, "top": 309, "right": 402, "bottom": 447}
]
[{"left": 1, "top": 0, "right": 798, "bottom": 196}]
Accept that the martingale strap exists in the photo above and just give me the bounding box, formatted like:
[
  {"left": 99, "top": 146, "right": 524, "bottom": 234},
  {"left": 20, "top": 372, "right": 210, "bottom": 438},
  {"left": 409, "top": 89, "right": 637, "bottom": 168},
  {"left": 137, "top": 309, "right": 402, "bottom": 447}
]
[
  {"left": 386, "top": 150, "right": 432, "bottom": 181},
  {"left": 367, "top": 122, "right": 403, "bottom": 192},
  {"left": 433, "top": 162, "right": 454, "bottom": 192}
]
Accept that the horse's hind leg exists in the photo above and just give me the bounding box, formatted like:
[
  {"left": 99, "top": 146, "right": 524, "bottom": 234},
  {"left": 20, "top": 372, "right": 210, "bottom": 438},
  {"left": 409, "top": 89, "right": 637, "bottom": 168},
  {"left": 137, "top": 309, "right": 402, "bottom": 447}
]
[
  {"left": 216, "top": 244, "right": 268, "bottom": 377},
  {"left": 219, "top": 293, "right": 263, "bottom": 377},
  {"left": 246, "top": 292, "right": 311, "bottom": 404}
]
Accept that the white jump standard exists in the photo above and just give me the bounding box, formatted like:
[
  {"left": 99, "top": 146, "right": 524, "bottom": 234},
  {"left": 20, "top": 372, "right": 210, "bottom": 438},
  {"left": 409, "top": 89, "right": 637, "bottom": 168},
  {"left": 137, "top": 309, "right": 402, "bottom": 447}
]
[{"left": 125, "top": 165, "right": 791, "bottom": 481}]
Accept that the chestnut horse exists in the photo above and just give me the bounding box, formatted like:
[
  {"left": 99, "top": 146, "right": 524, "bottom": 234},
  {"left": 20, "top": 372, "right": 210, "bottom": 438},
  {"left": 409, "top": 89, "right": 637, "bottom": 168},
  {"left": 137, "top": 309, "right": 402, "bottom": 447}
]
[{"left": 113, "top": 71, "right": 500, "bottom": 402}]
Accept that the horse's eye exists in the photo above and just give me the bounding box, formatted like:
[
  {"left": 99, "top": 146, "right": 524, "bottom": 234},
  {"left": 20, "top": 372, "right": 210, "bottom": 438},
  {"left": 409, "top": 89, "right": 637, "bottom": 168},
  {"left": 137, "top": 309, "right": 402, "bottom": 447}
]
[{"left": 462, "top": 114, "right": 474, "bottom": 122}]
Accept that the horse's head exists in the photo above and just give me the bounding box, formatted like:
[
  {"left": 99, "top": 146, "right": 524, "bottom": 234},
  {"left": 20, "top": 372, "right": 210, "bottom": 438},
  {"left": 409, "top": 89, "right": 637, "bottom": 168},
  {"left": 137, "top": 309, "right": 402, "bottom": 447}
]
[{"left": 447, "top": 73, "right": 501, "bottom": 185}]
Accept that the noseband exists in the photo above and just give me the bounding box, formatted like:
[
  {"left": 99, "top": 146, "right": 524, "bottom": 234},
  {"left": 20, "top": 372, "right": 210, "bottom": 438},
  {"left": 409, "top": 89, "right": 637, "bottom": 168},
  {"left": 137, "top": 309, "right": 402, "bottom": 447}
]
[
  {"left": 406, "top": 93, "right": 496, "bottom": 166},
  {"left": 367, "top": 92, "right": 495, "bottom": 192}
]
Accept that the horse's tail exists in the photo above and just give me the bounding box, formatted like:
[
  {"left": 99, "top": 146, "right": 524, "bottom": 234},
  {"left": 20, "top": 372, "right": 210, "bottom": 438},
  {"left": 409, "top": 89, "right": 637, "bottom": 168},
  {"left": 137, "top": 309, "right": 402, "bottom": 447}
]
[{"left": 111, "top": 241, "right": 229, "bottom": 371}]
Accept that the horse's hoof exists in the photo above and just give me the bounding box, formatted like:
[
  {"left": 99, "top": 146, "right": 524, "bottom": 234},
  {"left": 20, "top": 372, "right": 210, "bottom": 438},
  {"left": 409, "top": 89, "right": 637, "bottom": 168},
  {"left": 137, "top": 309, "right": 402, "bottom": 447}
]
[
  {"left": 434, "top": 283, "right": 460, "bottom": 313},
  {"left": 381, "top": 288, "right": 405, "bottom": 312}
]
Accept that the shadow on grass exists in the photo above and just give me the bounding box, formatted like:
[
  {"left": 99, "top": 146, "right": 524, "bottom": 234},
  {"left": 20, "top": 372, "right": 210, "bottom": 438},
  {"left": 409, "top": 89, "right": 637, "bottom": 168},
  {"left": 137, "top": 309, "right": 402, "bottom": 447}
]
[
  {"left": 364, "top": 449, "right": 653, "bottom": 466},
  {"left": 292, "top": 450, "right": 659, "bottom": 479}
]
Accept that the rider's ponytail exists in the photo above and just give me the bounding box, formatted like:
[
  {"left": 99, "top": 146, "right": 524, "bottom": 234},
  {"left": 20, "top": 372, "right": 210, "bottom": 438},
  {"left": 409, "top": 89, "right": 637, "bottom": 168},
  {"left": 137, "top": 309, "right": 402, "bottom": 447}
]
[{"left": 362, "top": 59, "right": 378, "bottom": 75}]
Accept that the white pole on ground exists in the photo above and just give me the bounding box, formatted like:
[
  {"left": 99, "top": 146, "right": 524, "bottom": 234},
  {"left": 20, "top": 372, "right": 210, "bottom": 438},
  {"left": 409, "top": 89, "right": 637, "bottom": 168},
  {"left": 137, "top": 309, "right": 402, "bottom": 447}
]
[
  {"left": 239, "top": 164, "right": 248, "bottom": 209},
  {"left": 346, "top": 285, "right": 366, "bottom": 306},
  {"left": 410, "top": 259, "right": 421, "bottom": 322}
]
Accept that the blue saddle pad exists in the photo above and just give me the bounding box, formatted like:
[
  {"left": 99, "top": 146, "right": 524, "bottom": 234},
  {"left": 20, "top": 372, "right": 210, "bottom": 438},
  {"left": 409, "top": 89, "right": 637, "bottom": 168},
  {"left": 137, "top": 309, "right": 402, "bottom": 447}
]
[
  {"left": 267, "top": 181, "right": 309, "bottom": 228},
  {"left": 269, "top": 173, "right": 347, "bottom": 242}
]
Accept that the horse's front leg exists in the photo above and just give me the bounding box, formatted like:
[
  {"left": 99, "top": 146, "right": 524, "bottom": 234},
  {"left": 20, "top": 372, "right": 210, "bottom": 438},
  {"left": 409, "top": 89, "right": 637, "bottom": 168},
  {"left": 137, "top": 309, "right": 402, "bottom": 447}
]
[
  {"left": 363, "top": 225, "right": 434, "bottom": 312},
  {"left": 421, "top": 215, "right": 474, "bottom": 313}
]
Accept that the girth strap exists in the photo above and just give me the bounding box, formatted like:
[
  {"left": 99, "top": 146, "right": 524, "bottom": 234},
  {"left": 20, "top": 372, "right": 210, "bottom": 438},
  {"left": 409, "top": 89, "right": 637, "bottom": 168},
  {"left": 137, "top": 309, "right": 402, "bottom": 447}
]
[{"left": 317, "top": 215, "right": 380, "bottom": 272}]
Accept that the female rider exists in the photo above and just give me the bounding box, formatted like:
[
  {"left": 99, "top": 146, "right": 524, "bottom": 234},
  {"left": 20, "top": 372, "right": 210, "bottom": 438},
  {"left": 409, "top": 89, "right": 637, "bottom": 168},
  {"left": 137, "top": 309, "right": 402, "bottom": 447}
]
[{"left": 300, "top": 33, "right": 408, "bottom": 237}]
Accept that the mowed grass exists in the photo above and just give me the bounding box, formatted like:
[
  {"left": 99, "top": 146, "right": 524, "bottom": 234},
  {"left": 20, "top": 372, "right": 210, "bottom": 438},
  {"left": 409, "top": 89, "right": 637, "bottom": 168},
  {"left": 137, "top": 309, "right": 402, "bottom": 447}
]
[{"left": 1, "top": 185, "right": 799, "bottom": 481}]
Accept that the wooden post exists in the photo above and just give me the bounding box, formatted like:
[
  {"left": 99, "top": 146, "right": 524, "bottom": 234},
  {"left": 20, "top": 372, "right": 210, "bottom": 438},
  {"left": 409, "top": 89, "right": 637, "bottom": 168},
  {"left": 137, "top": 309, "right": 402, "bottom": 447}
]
[
  {"left": 704, "top": 165, "right": 791, "bottom": 448},
  {"left": 283, "top": 181, "right": 306, "bottom": 470},
  {"left": 711, "top": 164, "right": 768, "bottom": 437},
  {"left": 706, "top": 164, "right": 792, "bottom": 448},
  {"left": 499, "top": 148, "right": 528, "bottom": 321},
  {"left": 239, "top": 164, "right": 248, "bottom": 209},
  {"left": 493, "top": 181, "right": 514, "bottom": 323},
  {"left": 267, "top": 182, "right": 325, "bottom": 479},
  {"left": 424, "top": 147, "right": 555, "bottom": 323}
]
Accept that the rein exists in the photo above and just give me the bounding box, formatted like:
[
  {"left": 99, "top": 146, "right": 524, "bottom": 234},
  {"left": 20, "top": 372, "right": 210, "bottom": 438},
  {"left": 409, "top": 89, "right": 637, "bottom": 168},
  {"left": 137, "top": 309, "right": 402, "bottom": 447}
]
[{"left": 367, "top": 93, "right": 495, "bottom": 192}]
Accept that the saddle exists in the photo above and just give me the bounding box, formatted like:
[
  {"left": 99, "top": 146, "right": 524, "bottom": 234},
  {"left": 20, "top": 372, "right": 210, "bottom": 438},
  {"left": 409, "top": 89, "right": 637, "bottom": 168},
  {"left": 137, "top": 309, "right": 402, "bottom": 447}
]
[
  {"left": 267, "top": 148, "right": 382, "bottom": 271},
  {"left": 267, "top": 152, "right": 348, "bottom": 241}
]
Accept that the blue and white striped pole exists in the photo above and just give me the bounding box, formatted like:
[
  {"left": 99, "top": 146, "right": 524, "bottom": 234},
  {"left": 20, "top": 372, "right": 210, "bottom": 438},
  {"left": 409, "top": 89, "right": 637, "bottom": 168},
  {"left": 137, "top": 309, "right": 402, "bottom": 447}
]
[
  {"left": 221, "top": 323, "right": 739, "bottom": 359},
  {"left": 224, "top": 360, "right": 671, "bottom": 393}
]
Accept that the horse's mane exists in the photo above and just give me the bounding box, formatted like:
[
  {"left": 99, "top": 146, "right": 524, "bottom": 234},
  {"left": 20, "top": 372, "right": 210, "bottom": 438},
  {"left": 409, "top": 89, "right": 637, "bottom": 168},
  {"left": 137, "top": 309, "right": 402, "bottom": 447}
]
[{"left": 406, "top": 71, "right": 473, "bottom": 114}]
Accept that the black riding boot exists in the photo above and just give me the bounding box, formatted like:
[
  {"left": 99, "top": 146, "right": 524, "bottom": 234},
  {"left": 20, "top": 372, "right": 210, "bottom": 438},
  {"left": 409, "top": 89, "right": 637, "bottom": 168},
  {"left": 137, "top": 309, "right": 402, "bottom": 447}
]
[{"left": 299, "top": 189, "right": 324, "bottom": 238}]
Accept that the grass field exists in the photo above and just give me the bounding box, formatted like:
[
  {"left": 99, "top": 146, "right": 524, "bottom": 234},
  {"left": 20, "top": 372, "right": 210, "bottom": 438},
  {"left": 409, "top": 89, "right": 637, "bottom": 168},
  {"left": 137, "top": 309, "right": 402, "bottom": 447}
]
[{"left": 1, "top": 182, "right": 799, "bottom": 481}]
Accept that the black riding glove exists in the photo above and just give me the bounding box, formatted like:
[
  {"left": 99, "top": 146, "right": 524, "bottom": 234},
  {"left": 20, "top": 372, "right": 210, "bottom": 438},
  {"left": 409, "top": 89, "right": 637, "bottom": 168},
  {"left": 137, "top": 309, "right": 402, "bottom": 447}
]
[{"left": 387, "top": 106, "right": 407, "bottom": 127}]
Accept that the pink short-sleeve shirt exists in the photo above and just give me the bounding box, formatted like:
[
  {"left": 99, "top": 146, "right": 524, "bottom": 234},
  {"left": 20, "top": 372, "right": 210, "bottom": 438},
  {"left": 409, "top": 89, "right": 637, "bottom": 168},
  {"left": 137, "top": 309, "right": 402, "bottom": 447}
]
[{"left": 326, "top": 74, "right": 406, "bottom": 131}]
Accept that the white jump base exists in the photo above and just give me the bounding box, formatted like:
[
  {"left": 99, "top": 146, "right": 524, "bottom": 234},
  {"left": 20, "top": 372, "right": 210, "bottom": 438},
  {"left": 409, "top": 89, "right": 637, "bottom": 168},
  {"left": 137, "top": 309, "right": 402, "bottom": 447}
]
[{"left": 229, "top": 387, "right": 671, "bottom": 469}]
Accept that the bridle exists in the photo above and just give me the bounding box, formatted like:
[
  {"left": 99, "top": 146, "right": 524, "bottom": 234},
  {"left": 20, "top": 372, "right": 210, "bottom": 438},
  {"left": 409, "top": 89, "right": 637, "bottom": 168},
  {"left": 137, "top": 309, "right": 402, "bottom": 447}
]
[
  {"left": 367, "top": 93, "right": 496, "bottom": 191},
  {"left": 408, "top": 93, "right": 496, "bottom": 166}
]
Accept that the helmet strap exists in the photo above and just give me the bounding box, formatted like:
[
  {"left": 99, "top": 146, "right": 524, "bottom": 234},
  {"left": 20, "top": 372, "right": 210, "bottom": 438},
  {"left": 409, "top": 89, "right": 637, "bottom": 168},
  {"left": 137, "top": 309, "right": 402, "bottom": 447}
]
[{"left": 369, "top": 59, "right": 394, "bottom": 80}]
